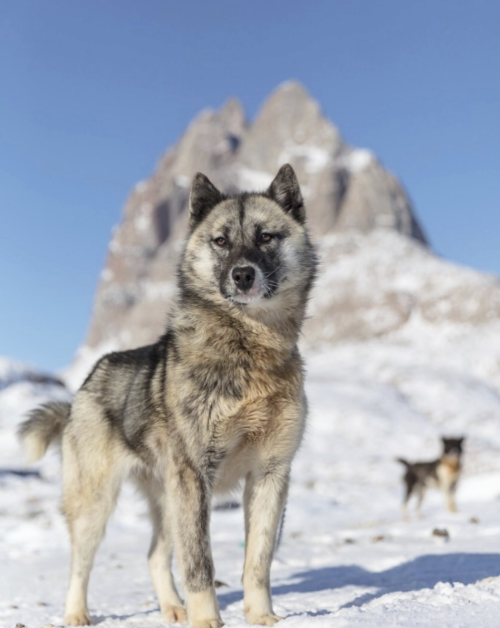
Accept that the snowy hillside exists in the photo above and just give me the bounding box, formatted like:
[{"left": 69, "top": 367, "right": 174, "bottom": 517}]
[
  {"left": 2, "top": 354, "right": 500, "bottom": 627},
  {"left": 2, "top": 233, "right": 500, "bottom": 627}
]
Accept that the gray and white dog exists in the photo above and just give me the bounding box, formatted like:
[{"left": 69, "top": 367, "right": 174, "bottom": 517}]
[{"left": 19, "top": 164, "right": 317, "bottom": 628}]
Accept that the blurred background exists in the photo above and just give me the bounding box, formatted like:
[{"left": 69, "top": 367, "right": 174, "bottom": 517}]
[
  {"left": 1, "top": 0, "right": 499, "bottom": 371},
  {"left": 2, "top": 3, "right": 500, "bottom": 626}
]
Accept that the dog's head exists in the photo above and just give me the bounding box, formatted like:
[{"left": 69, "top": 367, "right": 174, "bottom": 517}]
[
  {"left": 179, "top": 164, "right": 317, "bottom": 319},
  {"left": 441, "top": 436, "right": 465, "bottom": 458}
]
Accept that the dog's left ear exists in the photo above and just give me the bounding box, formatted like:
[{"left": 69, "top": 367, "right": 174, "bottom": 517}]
[
  {"left": 189, "top": 172, "right": 223, "bottom": 231},
  {"left": 267, "top": 164, "right": 305, "bottom": 224}
]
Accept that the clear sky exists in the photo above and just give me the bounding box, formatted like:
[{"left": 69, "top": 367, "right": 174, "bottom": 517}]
[{"left": 1, "top": 0, "right": 499, "bottom": 372}]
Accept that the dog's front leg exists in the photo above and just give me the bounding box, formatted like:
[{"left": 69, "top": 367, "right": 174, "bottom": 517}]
[
  {"left": 445, "top": 481, "right": 458, "bottom": 512},
  {"left": 243, "top": 465, "right": 289, "bottom": 626},
  {"left": 167, "top": 457, "right": 223, "bottom": 628}
]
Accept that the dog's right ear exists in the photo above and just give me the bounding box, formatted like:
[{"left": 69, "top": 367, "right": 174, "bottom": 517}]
[{"left": 189, "top": 173, "right": 223, "bottom": 231}]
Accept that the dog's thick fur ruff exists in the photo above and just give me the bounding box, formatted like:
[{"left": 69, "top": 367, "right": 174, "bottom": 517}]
[{"left": 19, "top": 165, "right": 317, "bottom": 628}]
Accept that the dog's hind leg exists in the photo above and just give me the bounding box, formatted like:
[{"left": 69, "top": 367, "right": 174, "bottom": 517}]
[
  {"left": 402, "top": 475, "right": 416, "bottom": 521},
  {"left": 61, "top": 419, "right": 122, "bottom": 625},
  {"left": 136, "top": 473, "right": 186, "bottom": 625},
  {"left": 415, "top": 485, "right": 426, "bottom": 519}
]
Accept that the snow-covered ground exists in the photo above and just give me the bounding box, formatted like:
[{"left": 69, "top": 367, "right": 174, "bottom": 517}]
[{"left": 1, "top": 339, "right": 500, "bottom": 628}]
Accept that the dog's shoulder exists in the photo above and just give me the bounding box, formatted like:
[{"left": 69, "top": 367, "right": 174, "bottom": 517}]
[{"left": 80, "top": 337, "right": 170, "bottom": 395}]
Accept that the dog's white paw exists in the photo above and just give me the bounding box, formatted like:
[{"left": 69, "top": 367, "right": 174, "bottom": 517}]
[
  {"left": 64, "top": 610, "right": 93, "bottom": 626},
  {"left": 190, "top": 619, "right": 224, "bottom": 628},
  {"left": 162, "top": 604, "right": 187, "bottom": 624},
  {"left": 246, "top": 614, "right": 284, "bottom": 626}
]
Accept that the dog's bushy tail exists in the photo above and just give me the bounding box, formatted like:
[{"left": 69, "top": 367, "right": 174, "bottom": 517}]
[
  {"left": 395, "top": 457, "right": 411, "bottom": 468},
  {"left": 18, "top": 401, "right": 71, "bottom": 463}
]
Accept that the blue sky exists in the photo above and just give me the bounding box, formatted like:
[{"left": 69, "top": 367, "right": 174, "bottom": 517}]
[{"left": 1, "top": 0, "right": 499, "bottom": 372}]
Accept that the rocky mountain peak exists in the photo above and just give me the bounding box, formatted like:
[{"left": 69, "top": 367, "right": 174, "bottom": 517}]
[
  {"left": 71, "top": 81, "right": 432, "bottom": 381},
  {"left": 217, "top": 97, "right": 247, "bottom": 136},
  {"left": 260, "top": 80, "right": 326, "bottom": 121},
  {"left": 238, "top": 81, "right": 342, "bottom": 174}
]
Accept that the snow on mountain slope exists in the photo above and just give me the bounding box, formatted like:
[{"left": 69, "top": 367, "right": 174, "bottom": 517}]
[
  {"left": 2, "top": 232, "right": 500, "bottom": 627},
  {"left": 304, "top": 230, "right": 500, "bottom": 469},
  {"left": 307, "top": 230, "right": 500, "bottom": 347}
]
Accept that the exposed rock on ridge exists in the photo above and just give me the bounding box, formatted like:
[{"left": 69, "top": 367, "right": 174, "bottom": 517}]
[{"left": 82, "top": 81, "right": 427, "bottom": 361}]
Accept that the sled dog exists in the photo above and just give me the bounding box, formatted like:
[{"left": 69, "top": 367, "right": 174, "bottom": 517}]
[
  {"left": 397, "top": 437, "right": 465, "bottom": 518},
  {"left": 19, "top": 164, "right": 317, "bottom": 628}
]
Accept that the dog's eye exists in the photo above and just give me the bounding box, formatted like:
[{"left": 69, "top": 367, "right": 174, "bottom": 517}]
[
  {"left": 214, "top": 237, "right": 227, "bottom": 247},
  {"left": 259, "top": 233, "right": 273, "bottom": 244}
]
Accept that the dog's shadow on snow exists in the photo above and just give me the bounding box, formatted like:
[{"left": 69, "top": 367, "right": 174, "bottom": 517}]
[{"left": 218, "top": 553, "right": 500, "bottom": 611}]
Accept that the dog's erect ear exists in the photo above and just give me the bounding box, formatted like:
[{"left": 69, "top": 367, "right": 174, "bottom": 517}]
[
  {"left": 267, "top": 164, "right": 305, "bottom": 224},
  {"left": 189, "top": 173, "right": 223, "bottom": 230}
]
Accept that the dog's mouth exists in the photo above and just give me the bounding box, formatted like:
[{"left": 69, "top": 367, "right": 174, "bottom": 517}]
[
  {"left": 228, "top": 284, "right": 265, "bottom": 305},
  {"left": 231, "top": 292, "right": 262, "bottom": 305},
  {"left": 224, "top": 284, "right": 280, "bottom": 306}
]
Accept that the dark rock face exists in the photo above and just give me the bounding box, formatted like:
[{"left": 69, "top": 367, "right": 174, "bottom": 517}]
[{"left": 83, "top": 81, "right": 427, "bottom": 355}]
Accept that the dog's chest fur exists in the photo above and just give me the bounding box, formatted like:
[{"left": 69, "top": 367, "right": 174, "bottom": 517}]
[
  {"left": 417, "top": 457, "right": 460, "bottom": 490},
  {"left": 436, "top": 457, "right": 460, "bottom": 487},
  {"left": 166, "top": 307, "right": 304, "bottom": 457}
]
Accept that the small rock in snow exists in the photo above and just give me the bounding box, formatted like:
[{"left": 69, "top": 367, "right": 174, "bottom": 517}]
[
  {"left": 432, "top": 528, "right": 450, "bottom": 540},
  {"left": 372, "top": 534, "right": 388, "bottom": 543}
]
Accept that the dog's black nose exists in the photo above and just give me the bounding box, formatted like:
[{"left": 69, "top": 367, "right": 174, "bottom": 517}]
[{"left": 232, "top": 265, "right": 255, "bottom": 292}]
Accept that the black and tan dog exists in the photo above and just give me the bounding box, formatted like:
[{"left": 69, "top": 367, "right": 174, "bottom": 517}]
[
  {"left": 397, "top": 437, "right": 465, "bottom": 519},
  {"left": 19, "top": 165, "right": 317, "bottom": 628}
]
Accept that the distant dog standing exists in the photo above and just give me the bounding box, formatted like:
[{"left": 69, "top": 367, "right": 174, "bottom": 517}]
[
  {"left": 397, "top": 437, "right": 465, "bottom": 518},
  {"left": 19, "top": 165, "right": 317, "bottom": 628}
]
